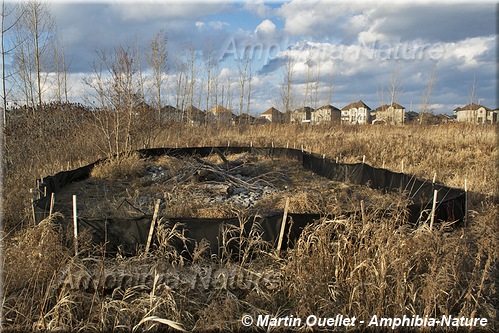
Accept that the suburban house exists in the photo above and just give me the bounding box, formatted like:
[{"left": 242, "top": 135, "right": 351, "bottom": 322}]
[
  {"left": 372, "top": 102, "right": 406, "bottom": 125},
  {"left": 234, "top": 113, "right": 256, "bottom": 124},
  {"left": 207, "top": 105, "right": 235, "bottom": 124},
  {"left": 453, "top": 103, "right": 497, "bottom": 124},
  {"left": 160, "top": 105, "right": 183, "bottom": 122},
  {"left": 184, "top": 105, "right": 205, "bottom": 125},
  {"left": 312, "top": 105, "right": 342, "bottom": 124},
  {"left": 290, "top": 106, "right": 314, "bottom": 124},
  {"left": 341, "top": 100, "right": 371, "bottom": 124},
  {"left": 260, "top": 107, "right": 285, "bottom": 123}
]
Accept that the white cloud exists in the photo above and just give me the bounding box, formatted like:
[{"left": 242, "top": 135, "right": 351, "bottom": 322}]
[
  {"left": 357, "top": 18, "right": 390, "bottom": 44},
  {"left": 255, "top": 19, "right": 277, "bottom": 41},
  {"left": 244, "top": 0, "right": 272, "bottom": 18},
  {"left": 108, "top": 2, "right": 232, "bottom": 22},
  {"left": 209, "top": 21, "right": 229, "bottom": 30},
  {"left": 277, "top": 1, "right": 365, "bottom": 38},
  {"left": 441, "top": 36, "right": 495, "bottom": 69}
]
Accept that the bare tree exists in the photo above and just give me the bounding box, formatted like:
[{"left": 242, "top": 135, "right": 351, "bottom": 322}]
[
  {"left": 237, "top": 50, "right": 251, "bottom": 117},
  {"left": 419, "top": 65, "right": 437, "bottom": 124},
  {"left": 203, "top": 41, "right": 215, "bottom": 114},
  {"left": 186, "top": 43, "right": 197, "bottom": 119},
  {"left": 327, "top": 62, "right": 335, "bottom": 105},
  {"left": 84, "top": 41, "right": 143, "bottom": 155},
  {"left": 389, "top": 62, "right": 402, "bottom": 105},
  {"left": 467, "top": 74, "right": 478, "bottom": 123},
  {"left": 376, "top": 62, "right": 404, "bottom": 124},
  {"left": 52, "top": 33, "right": 70, "bottom": 103},
  {"left": 146, "top": 30, "right": 168, "bottom": 121},
  {"left": 1, "top": 0, "right": 23, "bottom": 125},
  {"left": 312, "top": 58, "right": 322, "bottom": 110},
  {"left": 14, "top": 0, "right": 56, "bottom": 109},
  {"left": 280, "top": 56, "right": 295, "bottom": 122},
  {"left": 246, "top": 64, "right": 252, "bottom": 117},
  {"left": 303, "top": 57, "right": 312, "bottom": 108},
  {"left": 173, "top": 47, "right": 186, "bottom": 114}
]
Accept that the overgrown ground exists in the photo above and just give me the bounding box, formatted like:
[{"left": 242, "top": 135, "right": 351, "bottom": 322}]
[{"left": 1, "top": 105, "right": 498, "bottom": 332}]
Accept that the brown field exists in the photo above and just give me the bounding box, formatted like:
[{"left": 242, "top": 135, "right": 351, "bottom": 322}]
[{"left": 1, "top": 105, "right": 498, "bottom": 332}]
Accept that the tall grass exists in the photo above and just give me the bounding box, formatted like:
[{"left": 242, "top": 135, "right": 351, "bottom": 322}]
[{"left": 1, "top": 104, "right": 497, "bottom": 331}]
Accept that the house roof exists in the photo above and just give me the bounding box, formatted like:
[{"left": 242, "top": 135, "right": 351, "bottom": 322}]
[
  {"left": 161, "top": 105, "right": 179, "bottom": 112},
  {"left": 293, "top": 106, "right": 314, "bottom": 112},
  {"left": 261, "top": 107, "right": 282, "bottom": 115},
  {"left": 373, "top": 102, "right": 405, "bottom": 112},
  {"left": 341, "top": 100, "right": 371, "bottom": 111},
  {"left": 185, "top": 105, "right": 204, "bottom": 114},
  {"left": 453, "top": 103, "right": 492, "bottom": 112},
  {"left": 317, "top": 104, "right": 341, "bottom": 111},
  {"left": 209, "top": 105, "right": 233, "bottom": 114}
]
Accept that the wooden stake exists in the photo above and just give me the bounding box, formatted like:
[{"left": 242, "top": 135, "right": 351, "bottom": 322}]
[
  {"left": 277, "top": 197, "right": 290, "bottom": 254},
  {"left": 360, "top": 200, "right": 366, "bottom": 223},
  {"left": 401, "top": 160, "right": 404, "bottom": 173},
  {"left": 31, "top": 198, "right": 37, "bottom": 227},
  {"left": 145, "top": 199, "right": 161, "bottom": 253},
  {"left": 429, "top": 189, "right": 438, "bottom": 230},
  {"left": 432, "top": 172, "right": 437, "bottom": 184},
  {"left": 464, "top": 178, "right": 468, "bottom": 227},
  {"left": 286, "top": 141, "right": 289, "bottom": 149},
  {"left": 382, "top": 160, "right": 385, "bottom": 169},
  {"left": 362, "top": 155, "right": 366, "bottom": 164},
  {"left": 73, "top": 195, "right": 78, "bottom": 256},
  {"left": 49, "top": 192, "right": 55, "bottom": 216}
]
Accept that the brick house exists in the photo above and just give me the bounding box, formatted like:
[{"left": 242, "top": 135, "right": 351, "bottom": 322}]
[
  {"left": 453, "top": 103, "right": 496, "bottom": 124},
  {"left": 372, "top": 102, "right": 405, "bottom": 125},
  {"left": 312, "top": 105, "right": 341, "bottom": 124},
  {"left": 341, "top": 100, "right": 371, "bottom": 124},
  {"left": 260, "top": 107, "right": 285, "bottom": 123}
]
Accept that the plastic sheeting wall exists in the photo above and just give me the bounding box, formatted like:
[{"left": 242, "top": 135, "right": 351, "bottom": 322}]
[{"left": 33, "top": 147, "right": 466, "bottom": 256}]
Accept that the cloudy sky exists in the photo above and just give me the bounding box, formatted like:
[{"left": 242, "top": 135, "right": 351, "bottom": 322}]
[{"left": 4, "top": 0, "right": 497, "bottom": 115}]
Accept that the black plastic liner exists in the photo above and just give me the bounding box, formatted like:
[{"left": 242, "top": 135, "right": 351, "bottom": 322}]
[{"left": 33, "top": 147, "right": 466, "bottom": 256}]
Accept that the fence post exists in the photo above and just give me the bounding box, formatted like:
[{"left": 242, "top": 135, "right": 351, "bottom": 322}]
[
  {"left": 73, "top": 195, "right": 78, "bottom": 256},
  {"left": 49, "top": 192, "right": 55, "bottom": 216},
  {"left": 464, "top": 179, "right": 468, "bottom": 227},
  {"left": 145, "top": 199, "right": 161, "bottom": 254},
  {"left": 277, "top": 198, "right": 290, "bottom": 254},
  {"left": 429, "top": 189, "right": 438, "bottom": 231}
]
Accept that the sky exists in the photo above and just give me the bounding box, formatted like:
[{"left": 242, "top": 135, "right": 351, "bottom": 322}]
[{"left": 3, "top": 0, "right": 497, "bottom": 115}]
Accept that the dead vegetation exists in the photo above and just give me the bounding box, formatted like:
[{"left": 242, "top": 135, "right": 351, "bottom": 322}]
[
  {"left": 53, "top": 150, "right": 400, "bottom": 222},
  {"left": 1, "top": 104, "right": 498, "bottom": 331}
]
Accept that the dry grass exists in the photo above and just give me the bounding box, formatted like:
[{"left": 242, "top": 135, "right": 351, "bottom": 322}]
[
  {"left": 284, "top": 209, "right": 498, "bottom": 323},
  {"left": 2, "top": 104, "right": 498, "bottom": 331},
  {"left": 90, "top": 153, "right": 147, "bottom": 181}
]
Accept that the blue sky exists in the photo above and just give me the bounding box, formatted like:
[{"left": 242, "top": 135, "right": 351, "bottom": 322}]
[{"left": 3, "top": 1, "right": 497, "bottom": 115}]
